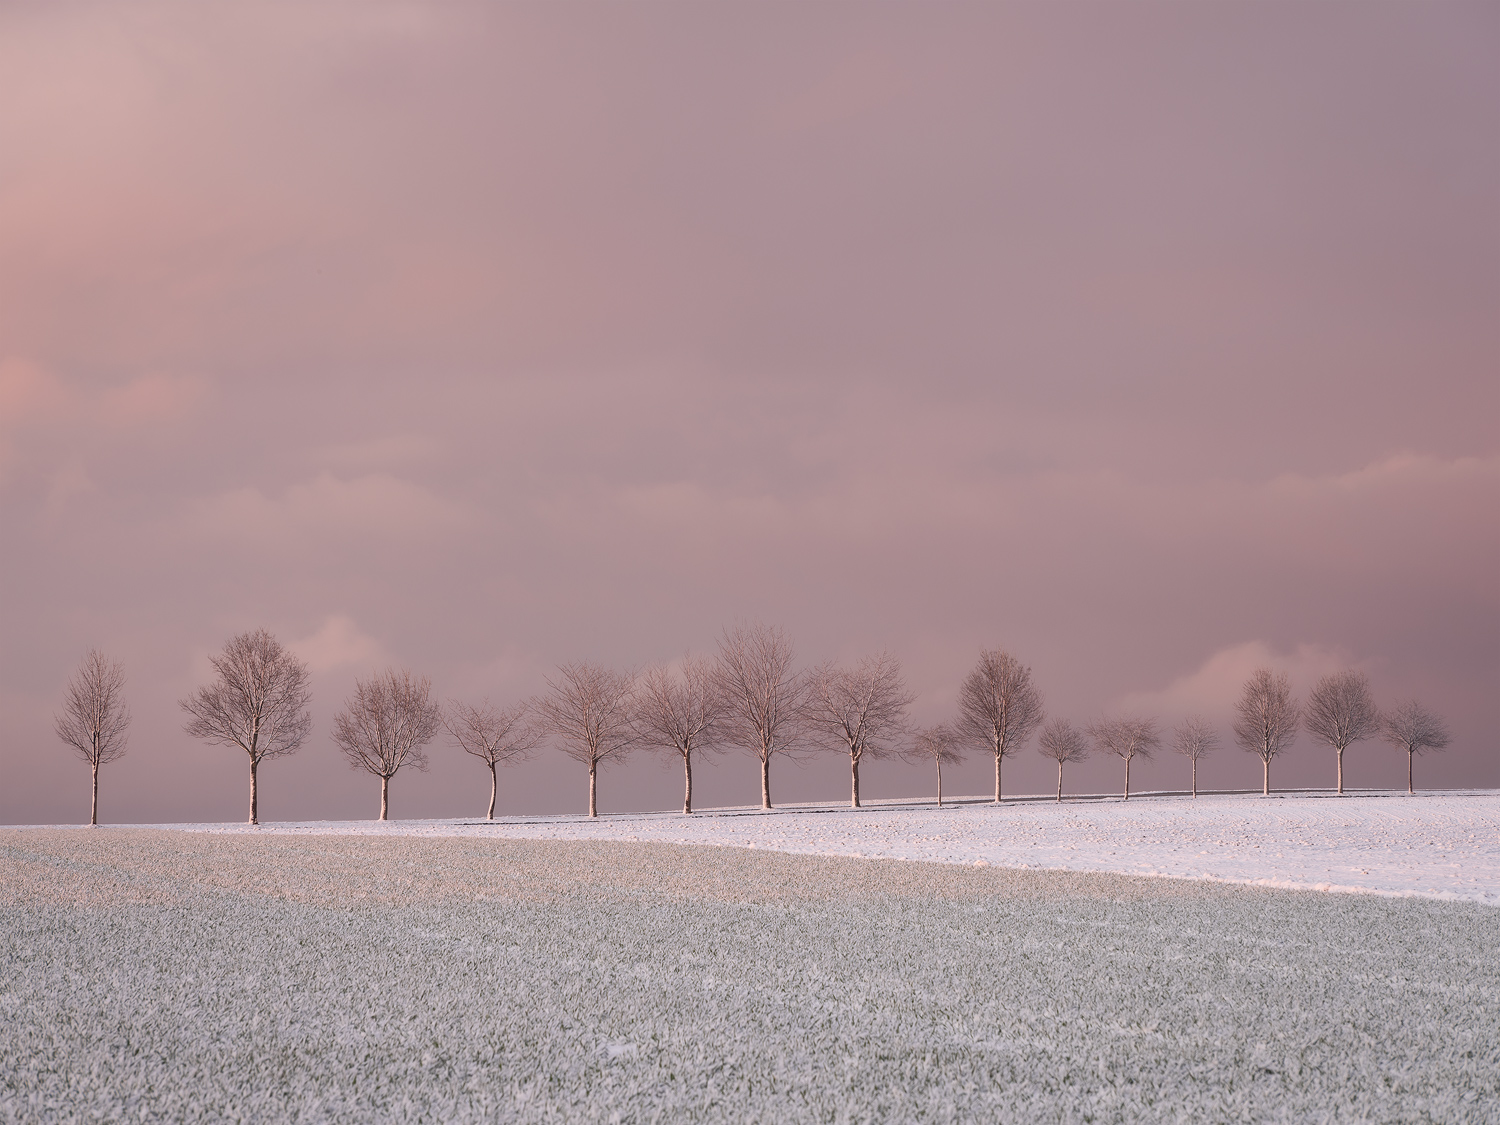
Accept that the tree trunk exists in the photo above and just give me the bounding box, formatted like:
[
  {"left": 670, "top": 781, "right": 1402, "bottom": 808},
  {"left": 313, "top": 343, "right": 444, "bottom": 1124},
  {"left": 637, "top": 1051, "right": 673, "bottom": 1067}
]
[
  {"left": 1262, "top": 757, "right": 1270, "bottom": 796},
  {"left": 761, "top": 755, "right": 772, "bottom": 810},
  {"left": 589, "top": 760, "right": 598, "bottom": 818},
  {"left": 1056, "top": 762, "right": 1063, "bottom": 802},
  {"left": 1191, "top": 757, "right": 1198, "bottom": 799},
  {"left": 935, "top": 757, "right": 942, "bottom": 808},
  {"left": 487, "top": 762, "right": 498, "bottom": 820},
  {"left": 683, "top": 752, "right": 693, "bottom": 815},
  {"left": 1408, "top": 750, "right": 1414, "bottom": 795},
  {"left": 380, "top": 775, "right": 389, "bottom": 821},
  {"left": 249, "top": 759, "right": 259, "bottom": 825},
  {"left": 850, "top": 754, "right": 861, "bottom": 809},
  {"left": 1336, "top": 747, "right": 1344, "bottom": 795},
  {"left": 993, "top": 752, "right": 1002, "bottom": 804},
  {"left": 90, "top": 761, "right": 99, "bottom": 826},
  {"left": 1123, "top": 755, "right": 1130, "bottom": 800}
]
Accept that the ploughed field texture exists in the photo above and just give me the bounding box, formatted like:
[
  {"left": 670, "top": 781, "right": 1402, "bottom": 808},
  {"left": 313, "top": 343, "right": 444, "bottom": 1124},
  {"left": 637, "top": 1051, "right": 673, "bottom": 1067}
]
[{"left": 3, "top": 830, "right": 1497, "bottom": 1124}]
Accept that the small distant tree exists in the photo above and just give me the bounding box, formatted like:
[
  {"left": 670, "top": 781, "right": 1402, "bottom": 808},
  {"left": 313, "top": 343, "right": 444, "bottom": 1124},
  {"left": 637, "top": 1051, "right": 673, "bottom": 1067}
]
[
  {"left": 443, "top": 698, "right": 542, "bottom": 820},
  {"left": 904, "top": 724, "right": 964, "bottom": 807},
  {"left": 1382, "top": 700, "right": 1451, "bottom": 794},
  {"left": 806, "top": 653, "right": 914, "bottom": 808},
  {"left": 1087, "top": 716, "right": 1159, "bottom": 800},
  {"left": 1171, "top": 716, "right": 1218, "bottom": 798},
  {"left": 1305, "top": 670, "right": 1381, "bottom": 795},
  {"left": 955, "top": 648, "right": 1045, "bottom": 804},
  {"left": 332, "top": 668, "right": 442, "bottom": 821},
  {"left": 633, "top": 656, "right": 724, "bottom": 815},
  {"left": 715, "top": 623, "right": 806, "bottom": 810},
  {"left": 180, "top": 629, "right": 312, "bottom": 825},
  {"left": 54, "top": 649, "right": 131, "bottom": 826},
  {"left": 1037, "top": 718, "right": 1089, "bottom": 802},
  {"left": 1233, "top": 668, "right": 1300, "bottom": 796},
  {"left": 537, "top": 662, "right": 636, "bottom": 818}
]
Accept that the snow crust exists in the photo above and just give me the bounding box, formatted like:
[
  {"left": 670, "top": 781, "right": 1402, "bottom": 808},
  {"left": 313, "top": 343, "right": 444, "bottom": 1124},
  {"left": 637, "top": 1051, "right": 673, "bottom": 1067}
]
[{"left": 160, "top": 790, "right": 1499, "bottom": 905}]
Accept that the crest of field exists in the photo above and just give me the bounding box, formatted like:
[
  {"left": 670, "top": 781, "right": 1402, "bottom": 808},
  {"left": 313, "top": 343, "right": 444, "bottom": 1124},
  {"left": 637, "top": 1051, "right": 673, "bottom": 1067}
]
[{"left": 2, "top": 828, "right": 1497, "bottom": 1122}]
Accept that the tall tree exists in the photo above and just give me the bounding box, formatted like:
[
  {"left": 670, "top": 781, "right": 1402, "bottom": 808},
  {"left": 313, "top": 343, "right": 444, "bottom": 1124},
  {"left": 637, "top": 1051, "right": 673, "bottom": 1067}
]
[
  {"left": 443, "top": 698, "right": 542, "bottom": 819},
  {"left": 1305, "top": 670, "right": 1381, "bottom": 795},
  {"left": 1232, "top": 668, "right": 1300, "bottom": 796},
  {"left": 1087, "top": 716, "right": 1159, "bottom": 800},
  {"left": 904, "top": 724, "right": 964, "bottom": 808},
  {"left": 332, "top": 669, "right": 442, "bottom": 820},
  {"left": 715, "top": 623, "right": 805, "bottom": 810},
  {"left": 1036, "top": 718, "right": 1089, "bottom": 802},
  {"left": 633, "top": 656, "right": 724, "bottom": 815},
  {"left": 180, "top": 629, "right": 312, "bottom": 825},
  {"left": 1381, "top": 700, "right": 1451, "bottom": 795},
  {"left": 806, "top": 653, "right": 914, "bottom": 808},
  {"left": 537, "top": 662, "right": 636, "bottom": 818},
  {"left": 54, "top": 649, "right": 131, "bottom": 826},
  {"left": 1171, "top": 716, "right": 1218, "bottom": 799},
  {"left": 955, "top": 648, "right": 1044, "bottom": 804}
]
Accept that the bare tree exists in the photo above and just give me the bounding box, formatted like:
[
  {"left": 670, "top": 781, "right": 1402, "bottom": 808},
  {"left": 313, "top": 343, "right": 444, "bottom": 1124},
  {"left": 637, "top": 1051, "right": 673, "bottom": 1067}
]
[
  {"left": 332, "top": 669, "right": 442, "bottom": 820},
  {"left": 1171, "top": 716, "right": 1218, "bottom": 798},
  {"left": 180, "top": 629, "right": 312, "bottom": 825},
  {"left": 1232, "top": 668, "right": 1300, "bottom": 796},
  {"left": 54, "top": 649, "right": 131, "bottom": 826},
  {"left": 1037, "top": 718, "right": 1089, "bottom": 802},
  {"left": 443, "top": 698, "right": 543, "bottom": 819},
  {"left": 1087, "top": 716, "right": 1159, "bottom": 800},
  {"left": 904, "top": 724, "right": 964, "bottom": 807},
  {"left": 1305, "top": 670, "right": 1381, "bottom": 795},
  {"left": 715, "top": 623, "right": 806, "bottom": 810},
  {"left": 955, "top": 648, "right": 1044, "bottom": 804},
  {"left": 633, "top": 655, "right": 724, "bottom": 814},
  {"left": 537, "top": 662, "right": 636, "bottom": 818},
  {"left": 1382, "top": 699, "right": 1451, "bottom": 794},
  {"left": 806, "top": 653, "right": 914, "bottom": 808}
]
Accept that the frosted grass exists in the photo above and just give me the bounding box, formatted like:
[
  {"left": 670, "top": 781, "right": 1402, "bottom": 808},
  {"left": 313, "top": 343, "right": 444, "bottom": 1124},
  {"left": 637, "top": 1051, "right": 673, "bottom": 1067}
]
[{"left": 3, "top": 829, "right": 1497, "bottom": 1123}]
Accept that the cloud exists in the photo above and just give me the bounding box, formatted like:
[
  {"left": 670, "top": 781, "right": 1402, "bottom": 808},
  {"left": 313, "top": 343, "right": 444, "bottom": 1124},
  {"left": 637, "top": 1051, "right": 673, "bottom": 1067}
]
[
  {"left": 197, "top": 472, "right": 472, "bottom": 541},
  {"left": 1116, "top": 641, "right": 1353, "bottom": 721},
  {"left": 291, "top": 615, "right": 386, "bottom": 674}
]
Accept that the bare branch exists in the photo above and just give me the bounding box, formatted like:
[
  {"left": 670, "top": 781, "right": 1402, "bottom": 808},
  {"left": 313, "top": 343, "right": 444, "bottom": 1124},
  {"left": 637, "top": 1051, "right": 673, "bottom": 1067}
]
[
  {"left": 332, "top": 668, "right": 442, "bottom": 821},
  {"left": 955, "top": 648, "right": 1044, "bottom": 803},
  {"left": 53, "top": 649, "right": 131, "bottom": 826},
  {"left": 633, "top": 655, "right": 724, "bottom": 814},
  {"left": 1170, "top": 715, "right": 1219, "bottom": 798},
  {"left": 1381, "top": 699, "right": 1451, "bottom": 794},
  {"left": 1305, "top": 670, "right": 1381, "bottom": 794},
  {"left": 1086, "top": 716, "right": 1159, "bottom": 800},
  {"left": 179, "top": 629, "right": 312, "bottom": 825},
  {"left": 715, "top": 622, "right": 807, "bottom": 810},
  {"left": 443, "top": 697, "right": 543, "bottom": 819},
  {"left": 805, "top": 652, "right": 914, "bottom": 808},
  {"left": 902, "top": 723, "right": 963, "bottom": 808},
  {"left": 1232, "top": 668, "right": 1300, "bottom": 796},
  {"left": 1037, "top": 717, "right": 1089, "bottom": 802},
  {"left": 535, "top": 662, "right": 636, "bottom": 818}
]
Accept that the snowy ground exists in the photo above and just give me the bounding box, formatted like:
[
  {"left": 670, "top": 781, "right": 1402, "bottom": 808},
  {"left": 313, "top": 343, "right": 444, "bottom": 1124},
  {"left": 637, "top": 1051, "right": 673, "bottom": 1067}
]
[
  {"left": 172, "top": 790, "right": 1500, "bottom": 906},
  {"left": 2, "top": 828, "right": 1497, "bottom": 1123}
]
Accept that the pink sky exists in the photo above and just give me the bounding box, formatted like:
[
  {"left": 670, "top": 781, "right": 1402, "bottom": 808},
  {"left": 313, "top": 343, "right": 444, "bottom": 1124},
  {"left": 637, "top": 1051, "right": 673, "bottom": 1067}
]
[{"left": 2, "top": 1, "right": 1496, "bottom": 823}]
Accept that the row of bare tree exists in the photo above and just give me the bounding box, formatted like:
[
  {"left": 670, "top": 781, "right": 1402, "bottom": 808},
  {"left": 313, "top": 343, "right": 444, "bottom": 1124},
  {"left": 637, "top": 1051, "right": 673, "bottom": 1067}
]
[{"left": 55, "top": 626, "right": 1452, "bottom": 824}]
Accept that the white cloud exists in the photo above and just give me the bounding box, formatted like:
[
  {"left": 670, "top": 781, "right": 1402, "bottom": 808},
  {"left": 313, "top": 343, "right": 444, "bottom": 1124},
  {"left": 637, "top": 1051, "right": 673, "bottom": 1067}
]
[
  {"left": 198, "top": 472, "right": 472, "bottom": 541},
  {"left": 1116, "top": 641, "right": 1352, "bottom": 720},
  {"left": 291, "top": 615, "right": 387, "bottom": 674}
]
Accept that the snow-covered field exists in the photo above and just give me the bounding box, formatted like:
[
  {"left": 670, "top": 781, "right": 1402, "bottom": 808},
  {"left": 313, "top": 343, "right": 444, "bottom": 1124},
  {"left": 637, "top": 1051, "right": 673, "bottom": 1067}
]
[
  {"left": 3, "top": 796, "right": 1498, "bottom": 1122},
  {"left": 179, "top": 790, "right": 1500, "bottom": 905}
]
